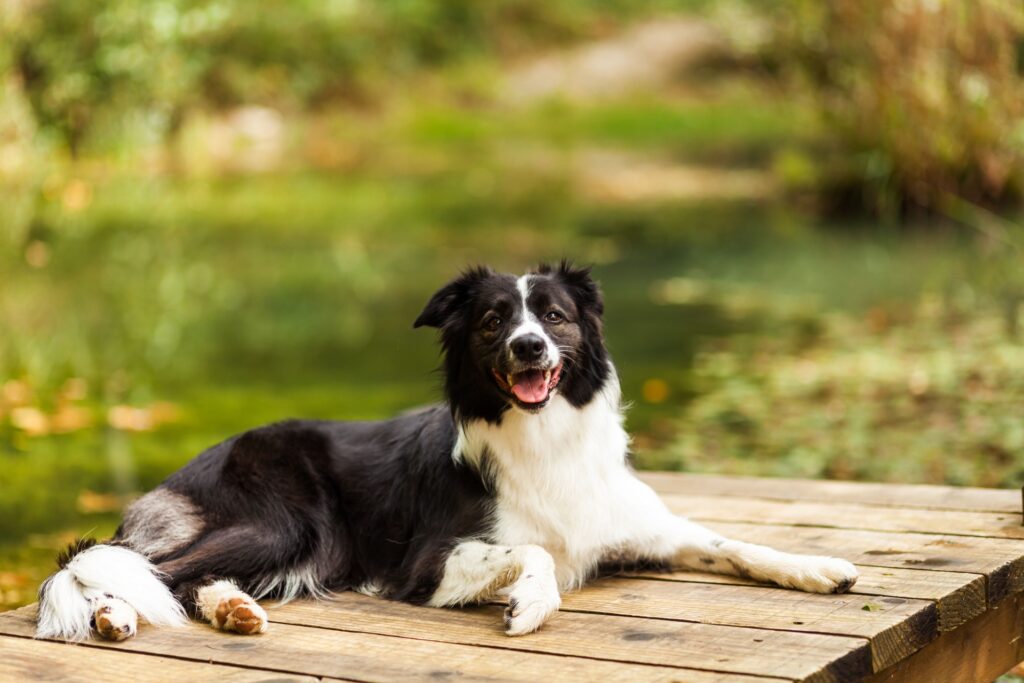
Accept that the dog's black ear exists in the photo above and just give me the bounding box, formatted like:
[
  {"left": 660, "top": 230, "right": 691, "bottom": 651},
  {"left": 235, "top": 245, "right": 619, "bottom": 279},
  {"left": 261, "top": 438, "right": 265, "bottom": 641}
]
[
  {"left": 414, "top": 266, "right": 493, "bottom": 329},
  {"left": 553, "top": 260, "right": 603, "bottom": 317}
]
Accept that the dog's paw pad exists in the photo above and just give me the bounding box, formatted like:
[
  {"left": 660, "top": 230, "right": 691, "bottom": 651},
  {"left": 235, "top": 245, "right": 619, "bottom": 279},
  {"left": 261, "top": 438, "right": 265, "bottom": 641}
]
[
  {"left": 94, "top": 598, "right": 137, "bottom": 642},
  {"left": 215, "top": 596, "right": 268, "bottom": 635}
]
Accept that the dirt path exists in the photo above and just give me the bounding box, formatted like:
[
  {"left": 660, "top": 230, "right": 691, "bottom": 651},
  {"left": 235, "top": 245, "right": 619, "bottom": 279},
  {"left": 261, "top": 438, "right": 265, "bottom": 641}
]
[
  {"left": 503, "top": 16, "right": 776, "bottom": 204},
  {"left": 575, "top": 150, "right": 775, "bottom": 203},
  {"left": 502, "top": 17, "right": 727, "bottom": 105}
]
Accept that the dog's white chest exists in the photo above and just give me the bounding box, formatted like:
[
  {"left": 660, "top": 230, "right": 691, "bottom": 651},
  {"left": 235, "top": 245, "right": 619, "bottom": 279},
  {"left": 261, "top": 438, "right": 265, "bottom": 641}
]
[{"left": 458, "top": 386, "right": 658, "bottom": 589}]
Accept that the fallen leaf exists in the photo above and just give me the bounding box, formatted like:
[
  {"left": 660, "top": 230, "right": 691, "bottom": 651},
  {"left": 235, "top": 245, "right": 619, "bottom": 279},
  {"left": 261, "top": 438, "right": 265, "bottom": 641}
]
[
  {"left": 77, "top": 490, "right": 125, "bottom": 514},
  {"left": 10, "top": 407, "right": 49, "bottom": 436}
]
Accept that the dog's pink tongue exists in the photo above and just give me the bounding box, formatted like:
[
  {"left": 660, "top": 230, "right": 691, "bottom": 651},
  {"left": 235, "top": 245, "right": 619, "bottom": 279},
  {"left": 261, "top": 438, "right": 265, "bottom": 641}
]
[{"left": 512, "top": 370, "right": 548, "bottom": 404}]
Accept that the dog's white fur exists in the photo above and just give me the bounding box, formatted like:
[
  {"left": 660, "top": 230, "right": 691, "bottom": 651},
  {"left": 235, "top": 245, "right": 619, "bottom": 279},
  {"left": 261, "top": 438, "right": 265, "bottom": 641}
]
[
  {"left": 508, "top": 274, "right": 560, "bottom": 364},
  {"left": 440, "top": 273, "right": 858, "bottom": 635},
  {"left": 36, "top": 544, "right": 186, "bottom": 641},
  {"left": 428, "top": 541, "right": 560, "bottom": 635},
  {"left": 456, "top": 374, "right": 638, "bottom": 589}
]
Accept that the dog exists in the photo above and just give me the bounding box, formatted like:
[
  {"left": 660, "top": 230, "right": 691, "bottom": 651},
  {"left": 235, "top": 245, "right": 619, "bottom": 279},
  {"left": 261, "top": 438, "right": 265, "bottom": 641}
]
[{"left": 36, "top": 262, "right": 858, "bottom": 642}]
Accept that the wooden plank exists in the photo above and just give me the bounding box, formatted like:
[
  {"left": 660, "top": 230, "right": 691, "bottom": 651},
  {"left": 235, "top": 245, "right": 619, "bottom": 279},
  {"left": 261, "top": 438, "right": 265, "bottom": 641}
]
[
  {"left": 0, "top": 634, "right": 322, "bottom": 682},
  {"left": 866, "top": 591, "right": 1024, "bottom": 683},
  {"left": 662, "top": 493, "right": 1024, "bottom": 540},
  {"left": 622, "top": 565, "right": 987, "bottom": 632},
  {"left": 0, "top": 606, "right": 808, "bottom": 683},
  {"left": 269, "top": 591, "right": 869, "bottom": 682},
  {"left": 639, "top": 472, "right": 1021, "bottom": 514},
  {"left": 556, "top": 577, "right": 934, "bottom": 672},
  {"left": 698, "top": 521, "right": 1024, "bottom": 604},
  {"left": 266, "top": 593, "right": 872, "bottom": 683}
]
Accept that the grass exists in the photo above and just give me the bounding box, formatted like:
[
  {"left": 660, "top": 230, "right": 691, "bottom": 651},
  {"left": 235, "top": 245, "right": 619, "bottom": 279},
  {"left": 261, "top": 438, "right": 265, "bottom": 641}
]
[{"left": 400, "top": 93, "right": 813, "bottom": 158}]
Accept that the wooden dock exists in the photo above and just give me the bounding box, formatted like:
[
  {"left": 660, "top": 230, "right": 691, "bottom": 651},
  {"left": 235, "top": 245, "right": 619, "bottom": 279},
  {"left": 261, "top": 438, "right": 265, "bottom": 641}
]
[{"left": 4, "top": 472, "right": 1024, "bottom": 682}]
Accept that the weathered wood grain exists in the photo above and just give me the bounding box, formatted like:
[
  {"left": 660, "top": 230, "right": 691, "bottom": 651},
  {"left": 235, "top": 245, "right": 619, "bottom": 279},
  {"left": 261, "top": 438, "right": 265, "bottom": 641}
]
[
  {"left": 0, "top": 606, "right": 801, "bottom": 683},
  {"left": 866, "top": 591, "right": 1024, "bottom": 683},
  {"left": 638, "top": 472, "right": 1021, "bottom": 514},
  {"left": 269, "top": 591, "right": 868, "bottom": 682},
  {"left": 0, "top": 634, "right": 323, "bottom": 682},
  {"left": 5, "top": 473, "right": 1023, "bottom": 683},
  {"left": 697, "top": 521, "right": 1024, "bottom": 604},
  {"left": 622, "top": 565, "right": 987, "bottom": 632},
  {"left": 556, "top": 577, "right": 934, "bottom": 671},
  {"left": 663, "top": 493, "right": 1024, "bottom": 540}
]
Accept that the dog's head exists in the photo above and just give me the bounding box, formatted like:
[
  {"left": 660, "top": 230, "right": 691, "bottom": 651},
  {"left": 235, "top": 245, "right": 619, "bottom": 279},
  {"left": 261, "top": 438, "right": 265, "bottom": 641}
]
[{"left": 415, "top": 262, "right": 610, "bottom": 422}]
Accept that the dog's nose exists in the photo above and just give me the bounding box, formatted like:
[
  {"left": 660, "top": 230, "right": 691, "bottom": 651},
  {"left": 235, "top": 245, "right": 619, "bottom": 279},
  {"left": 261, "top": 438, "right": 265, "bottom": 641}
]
[{"left": 511, "top": 334, "right": 546, "bottom": 361}]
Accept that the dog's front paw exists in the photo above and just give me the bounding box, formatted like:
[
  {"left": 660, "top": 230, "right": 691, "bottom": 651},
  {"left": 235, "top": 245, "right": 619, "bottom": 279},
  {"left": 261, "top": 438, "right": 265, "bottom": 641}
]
[
  {"left": 94, "top": 597, "right": 137, "bottom": 641},
  {"left": 214, "top": 596, "right": 268, "bottom": 635},
  {"left": 503, "top": 576, "right": 561, "bottom": 636},
  {"left": 786, "top": 556, "right": 859, "bottom": 594}
]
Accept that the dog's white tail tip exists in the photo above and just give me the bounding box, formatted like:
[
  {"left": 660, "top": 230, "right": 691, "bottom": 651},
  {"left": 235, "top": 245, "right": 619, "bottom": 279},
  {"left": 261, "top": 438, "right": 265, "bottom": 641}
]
[{"left": 36, "top": 542, "right": 186, "bottom": 640}]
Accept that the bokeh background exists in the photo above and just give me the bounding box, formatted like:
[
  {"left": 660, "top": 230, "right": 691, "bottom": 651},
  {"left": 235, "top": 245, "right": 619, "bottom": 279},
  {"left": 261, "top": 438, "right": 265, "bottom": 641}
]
[{"left": 1, "top": 0, "right": 1023, "bottom": 620}]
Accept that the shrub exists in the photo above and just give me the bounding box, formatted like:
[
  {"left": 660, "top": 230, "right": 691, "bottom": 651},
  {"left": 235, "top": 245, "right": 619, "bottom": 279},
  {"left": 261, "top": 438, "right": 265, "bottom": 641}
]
[
  {"left": 3, "top": 0, "right": 682, "bottom": 157},
  {"left": 770, "top": 0, "right": 1024, "bottom": 216},
  {"left": 648, "top": 296, "right": 1024, "bottom": 486}
]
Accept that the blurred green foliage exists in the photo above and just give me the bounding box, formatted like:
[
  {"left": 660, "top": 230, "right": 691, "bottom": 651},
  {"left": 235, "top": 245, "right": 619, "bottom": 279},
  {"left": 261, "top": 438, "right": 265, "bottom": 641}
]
[
  {"left": 769, "top": 0, "right": 1024, "bottom": 215},
  {"left": 3, "top": 0, "right": 701, "bottom": 157},
  {"left": 642, "top": 292, "right": 1024, "bottom": 485},
  {"left": 4, "top": 0, "right": 1022, "bottom": 211}
]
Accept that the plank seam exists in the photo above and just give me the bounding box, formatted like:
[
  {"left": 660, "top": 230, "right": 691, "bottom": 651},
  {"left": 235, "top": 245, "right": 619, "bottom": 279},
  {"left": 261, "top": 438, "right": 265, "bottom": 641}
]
[
  {"left": 640, "top": 475, "right": 1020, "bottom": 515},
  {"left": 265, "top": 614, "right": 799, "bottom": 682},
  {"left": 686, "top": 514, "right": 1024, "bottom": 541},
  {"left": 0, "top": 631, "right": 346, "bottom": 682},
  {"left": 540, "top": 604, "right": 925, "bottom": 675},
  {"left": 607, "top": 571, "right": 984, "bottom": 595},
  {"left": 851, "top": 561, "right": 1001, "bottom": 580},
  {"left": 0, "top": 620, "right": 798, "bottom": 683},
  {"left": 649, "top": 490, "right": 1018, "bottom": 515},
  {"left": 553, "top": 604, "right": 894, "bottom": 642},
  {"left": 613, "top": 570, "right": 991, "bottom": 634}
]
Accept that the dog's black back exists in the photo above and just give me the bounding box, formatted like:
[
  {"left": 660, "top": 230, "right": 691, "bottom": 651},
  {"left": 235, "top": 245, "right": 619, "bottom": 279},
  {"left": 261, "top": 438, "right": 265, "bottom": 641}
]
[{"left": 143, "top": 408, "right": 487, "bottom": 610}]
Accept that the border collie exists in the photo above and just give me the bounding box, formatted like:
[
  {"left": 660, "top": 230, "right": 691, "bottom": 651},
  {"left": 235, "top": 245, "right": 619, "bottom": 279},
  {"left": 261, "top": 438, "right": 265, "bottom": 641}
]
[{"left": 37, "top": 262, "right": 858, "bottom": 642}]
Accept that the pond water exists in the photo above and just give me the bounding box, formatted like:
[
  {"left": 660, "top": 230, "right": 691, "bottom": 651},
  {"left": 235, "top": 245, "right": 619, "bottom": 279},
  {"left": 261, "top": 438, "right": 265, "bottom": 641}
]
[{"left": 0, "top": 170, "right": 1002, "bottom": 608}]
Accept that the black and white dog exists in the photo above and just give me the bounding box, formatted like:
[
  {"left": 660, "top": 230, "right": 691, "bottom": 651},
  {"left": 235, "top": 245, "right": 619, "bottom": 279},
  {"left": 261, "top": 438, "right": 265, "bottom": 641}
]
[{"left": 37, "top": 263, "right": 858, "bottom": 642}]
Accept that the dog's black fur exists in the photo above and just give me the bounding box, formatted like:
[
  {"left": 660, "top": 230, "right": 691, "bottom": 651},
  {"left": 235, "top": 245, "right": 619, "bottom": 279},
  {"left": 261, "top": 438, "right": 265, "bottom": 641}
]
[
  {"left": 152, "top": 408, "right": 486, "bottom": 611},
  {"left": 101, "top": 261, "right": 608, "bottom": 615}
]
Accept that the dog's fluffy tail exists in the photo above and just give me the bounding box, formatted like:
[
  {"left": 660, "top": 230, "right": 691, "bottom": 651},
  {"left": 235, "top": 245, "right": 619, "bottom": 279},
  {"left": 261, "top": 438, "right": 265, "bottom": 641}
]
[{"left": 36, "top": 539, "right": 187, "bottom": 640}]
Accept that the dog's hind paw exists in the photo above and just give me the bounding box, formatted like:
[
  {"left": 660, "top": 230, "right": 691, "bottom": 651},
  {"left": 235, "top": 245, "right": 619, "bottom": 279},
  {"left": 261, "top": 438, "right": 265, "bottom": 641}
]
[
  {"left": 215, "top": 595, "right": 268, "bottom": 635},
  {"left": 94, "top": 597, "right": 138, "bottom": 642},
  {"left": 197, "top": 580, "right": 269, "bottom": 635}
]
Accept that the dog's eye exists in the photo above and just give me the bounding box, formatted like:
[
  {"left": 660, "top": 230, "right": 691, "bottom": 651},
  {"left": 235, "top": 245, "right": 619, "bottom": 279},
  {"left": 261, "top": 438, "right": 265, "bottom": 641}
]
[
  {"left": 544, "top": 311, "right": 564, "bottom": 324},
  {"left": 484, "top": 316, "right": 502, "bottom": 331}
]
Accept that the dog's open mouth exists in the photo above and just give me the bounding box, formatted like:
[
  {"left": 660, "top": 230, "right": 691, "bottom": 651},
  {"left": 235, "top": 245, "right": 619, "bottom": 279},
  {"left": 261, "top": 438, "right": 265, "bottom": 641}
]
[{"left": 492, "top": 364, "right": 563, "bottom": 408}]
